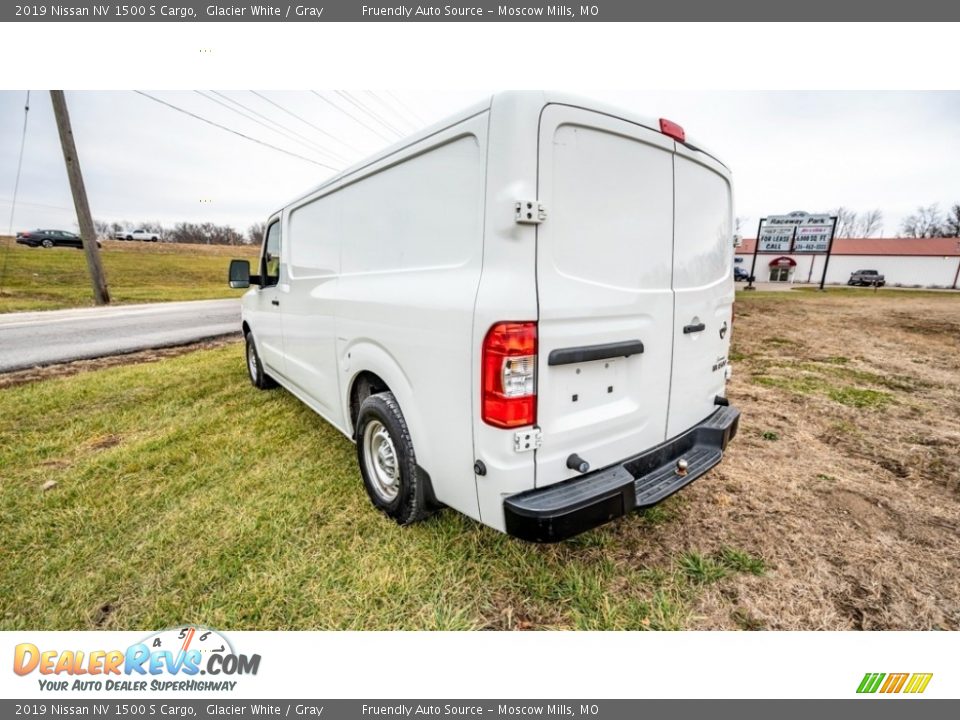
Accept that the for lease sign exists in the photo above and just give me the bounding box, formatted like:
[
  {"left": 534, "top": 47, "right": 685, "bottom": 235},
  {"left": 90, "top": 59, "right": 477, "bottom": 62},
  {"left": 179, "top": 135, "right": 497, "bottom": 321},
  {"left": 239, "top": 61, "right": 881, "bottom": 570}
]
[
  {"left": 757, "top": 212, "right": 835, "bottom": 253},
  {"left": 793, "top": 224, "right": 834, "bottom": 252}
]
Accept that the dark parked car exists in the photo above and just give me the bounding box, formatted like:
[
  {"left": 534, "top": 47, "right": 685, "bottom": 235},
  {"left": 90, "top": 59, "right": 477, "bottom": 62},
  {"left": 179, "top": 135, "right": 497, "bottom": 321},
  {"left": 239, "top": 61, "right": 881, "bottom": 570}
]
[
  {"left": 734, "top": 266, "right": 751, "bottom": 282},
  {"left": 15, "top": 230, "right": 101, "bottom": 250},
  {"left": 848, "top": 269, "right": 885, "bottom": 287}
]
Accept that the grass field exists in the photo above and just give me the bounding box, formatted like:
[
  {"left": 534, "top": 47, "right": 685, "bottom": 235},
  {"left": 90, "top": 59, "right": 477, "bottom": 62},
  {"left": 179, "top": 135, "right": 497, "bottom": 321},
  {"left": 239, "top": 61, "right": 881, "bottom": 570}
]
[
  {"left": 1, "top": 291, "right": 958, "bottom": 630},
  {"left": 0, "top": 237, "right": 257, "bottom": 313}
]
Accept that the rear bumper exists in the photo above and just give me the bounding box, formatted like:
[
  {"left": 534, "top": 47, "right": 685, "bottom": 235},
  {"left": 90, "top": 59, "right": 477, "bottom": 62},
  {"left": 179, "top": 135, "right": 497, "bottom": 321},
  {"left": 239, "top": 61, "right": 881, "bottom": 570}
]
[{"left": 503, "top": 405, "right": 740, "bottom": 542}]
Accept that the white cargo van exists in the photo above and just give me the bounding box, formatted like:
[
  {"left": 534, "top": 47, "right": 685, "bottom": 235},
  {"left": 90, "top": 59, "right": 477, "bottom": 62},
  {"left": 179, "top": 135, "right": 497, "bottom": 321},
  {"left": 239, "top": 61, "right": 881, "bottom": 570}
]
[{"left": 229, "top": 91, "right": 740, "bottom": 542}]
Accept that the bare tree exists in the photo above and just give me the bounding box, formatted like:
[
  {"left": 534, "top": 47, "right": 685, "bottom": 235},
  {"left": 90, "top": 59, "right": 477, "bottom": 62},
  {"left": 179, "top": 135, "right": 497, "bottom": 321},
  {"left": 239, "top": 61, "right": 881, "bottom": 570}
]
[
  {"left": 93, "top": 219, "right": 112, "bottom": 239},
  {"left": 831, "top": 207, "right": 858, "bottom": 238},
  {"left": 167, "top": 222, "right": 244, "bottom": 245},
  {"left": 855, "top": 209, "right": 883, "bottom": 238},
  {"left": 900, "top": 204, "right": 944, "bottom": 238},
  {"left": 944, "top": 203, "right": 960, "bottom": 238},
  {"left": 247, "top": 221, "right": 267, "bottom": 246}
]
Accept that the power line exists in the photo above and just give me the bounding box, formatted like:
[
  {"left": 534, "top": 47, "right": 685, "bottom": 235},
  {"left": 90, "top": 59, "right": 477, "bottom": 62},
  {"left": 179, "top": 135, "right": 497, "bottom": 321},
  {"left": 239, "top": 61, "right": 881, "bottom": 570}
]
[
  {"left": 0, "top": 197, "right": 74, "bottom": 213},
  {"left": 132, "top": 91, "right": 340, "bottom": 172},
  {"left": 210, "top": 90, "right": 348, "bottom": 165},
  {"left": 1, "top": 90, "right": 30, "bottom": 297},
  {"left": 335, "top": 90, "right": 405, "bottom": 138},
  {"left": 250, "top": 91, "right": 359, "bottom": 157},
  {"left": 349, "top": 90, "right": 406, "bottom": 136},
  {"left": 365, "top": 90, "right": 417, "bottom": 132},
  {"left": 310, "top": 90, "right": 393, "bottom": 143},
  {"left": 195, "top": 91, "right": 342, "bottom": 165},
  {"left": 385, "top": 90, "right": 427, "bottom": 126},
  {"left": 6, "top": 91, "right": 30, "bottom": 234}
]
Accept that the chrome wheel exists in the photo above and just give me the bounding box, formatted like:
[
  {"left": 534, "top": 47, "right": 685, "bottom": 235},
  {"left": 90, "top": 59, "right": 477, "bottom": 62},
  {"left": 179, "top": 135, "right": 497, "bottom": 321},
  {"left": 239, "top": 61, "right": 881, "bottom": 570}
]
[
  {"left": 362, "top": 420, "right": 400, "bottom": 502},
  {"left": 246, "top": 339, "right": 259, "bottom": 381}
]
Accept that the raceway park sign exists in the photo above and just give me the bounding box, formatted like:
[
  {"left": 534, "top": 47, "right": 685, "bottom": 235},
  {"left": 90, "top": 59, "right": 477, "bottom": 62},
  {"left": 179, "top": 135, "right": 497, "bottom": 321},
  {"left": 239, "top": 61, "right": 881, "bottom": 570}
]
[{"left": 757, "top": 212, "right": 836, "bottom": 253}]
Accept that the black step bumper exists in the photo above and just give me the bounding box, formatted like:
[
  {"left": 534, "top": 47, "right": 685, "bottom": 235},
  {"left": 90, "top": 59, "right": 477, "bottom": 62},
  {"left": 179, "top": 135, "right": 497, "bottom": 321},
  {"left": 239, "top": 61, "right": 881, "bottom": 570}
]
[{"left": 503, "top": 405, "right": 740, "bottom": 542}]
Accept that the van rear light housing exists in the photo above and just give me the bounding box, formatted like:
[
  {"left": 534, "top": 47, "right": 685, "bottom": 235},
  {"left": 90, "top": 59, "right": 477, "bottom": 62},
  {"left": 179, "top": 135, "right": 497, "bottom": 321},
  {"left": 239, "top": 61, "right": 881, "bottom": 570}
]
[
  {"left": 659, "top": 118, "right": 686, "bottom": 143},
  {"left": 482, "top": 321, "right": 537, "bottom": 428}
]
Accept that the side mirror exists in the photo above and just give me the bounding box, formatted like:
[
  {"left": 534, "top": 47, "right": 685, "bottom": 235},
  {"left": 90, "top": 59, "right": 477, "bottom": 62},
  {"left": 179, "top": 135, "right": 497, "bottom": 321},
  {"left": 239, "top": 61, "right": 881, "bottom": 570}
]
[{"left": 229, "top": 259, "right": 260, "bottom": 288}]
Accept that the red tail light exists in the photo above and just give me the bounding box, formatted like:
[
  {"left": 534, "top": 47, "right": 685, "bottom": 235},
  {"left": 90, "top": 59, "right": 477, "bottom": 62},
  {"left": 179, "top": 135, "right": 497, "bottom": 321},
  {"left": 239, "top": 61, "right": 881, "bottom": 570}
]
[
  {"left": 481, "top": 321, "right": 537, "bottom": 428},
  {"left": 659, "top": 118, "right": 686, "bottom": 143}
]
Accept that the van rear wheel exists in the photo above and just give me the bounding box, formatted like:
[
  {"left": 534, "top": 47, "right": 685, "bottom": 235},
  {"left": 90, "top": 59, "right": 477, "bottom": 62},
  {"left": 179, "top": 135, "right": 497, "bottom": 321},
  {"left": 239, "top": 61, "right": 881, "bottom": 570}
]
[
  {"left": 356, "top": 392, "right": 428, "bottom": 525},
  {"left": 244, "top": 331, "right": 277, "bottom": 390}
]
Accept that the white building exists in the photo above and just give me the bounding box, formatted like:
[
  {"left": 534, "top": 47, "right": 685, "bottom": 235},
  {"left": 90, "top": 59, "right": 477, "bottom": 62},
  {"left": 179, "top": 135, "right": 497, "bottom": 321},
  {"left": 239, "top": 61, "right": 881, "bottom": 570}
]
[{"left": 735, "top": 237, "right": 960, "bottom": 288}]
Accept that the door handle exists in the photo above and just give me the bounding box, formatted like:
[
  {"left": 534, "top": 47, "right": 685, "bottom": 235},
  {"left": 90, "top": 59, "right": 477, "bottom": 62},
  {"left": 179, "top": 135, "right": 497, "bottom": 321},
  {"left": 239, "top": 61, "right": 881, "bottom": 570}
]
[
  {"left": 683, "top": 322, "right": 706, "bottom": 334},
  {"left": 271, "top": 299, "right": 280, "bottom": 306}
]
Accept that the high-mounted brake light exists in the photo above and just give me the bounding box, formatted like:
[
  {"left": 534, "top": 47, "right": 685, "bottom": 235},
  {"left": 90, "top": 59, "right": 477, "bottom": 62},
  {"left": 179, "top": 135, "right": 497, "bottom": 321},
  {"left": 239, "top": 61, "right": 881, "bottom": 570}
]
[
  {"left": 482, "top": 321, "right": 537, "bottom": 428},
  {"left": 659, "top": 118, "right": 686, "bottom": 143}
]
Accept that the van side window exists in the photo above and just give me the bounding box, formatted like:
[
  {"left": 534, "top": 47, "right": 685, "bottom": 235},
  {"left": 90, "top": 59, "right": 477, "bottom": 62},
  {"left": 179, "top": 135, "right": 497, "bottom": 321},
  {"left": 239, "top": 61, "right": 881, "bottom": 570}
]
[{"left": 262, "top": 221, "right": 281, "bottom": 287}]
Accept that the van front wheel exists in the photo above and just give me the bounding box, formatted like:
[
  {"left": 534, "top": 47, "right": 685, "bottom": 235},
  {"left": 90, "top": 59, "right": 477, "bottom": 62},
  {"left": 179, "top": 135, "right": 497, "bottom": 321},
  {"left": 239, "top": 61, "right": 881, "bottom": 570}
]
[
  {"left": 356, "top": 392, "right": 428, "bottom": 525},
  {"left": 245, "top": 331, "right": 277, "bottom": 390}
]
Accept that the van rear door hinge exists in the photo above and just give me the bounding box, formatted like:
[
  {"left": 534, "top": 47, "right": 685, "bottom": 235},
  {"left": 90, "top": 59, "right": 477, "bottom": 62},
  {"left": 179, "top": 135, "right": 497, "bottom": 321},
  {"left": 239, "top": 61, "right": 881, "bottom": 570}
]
[
  {"left": 514, "top": 428, "right": 542, "bottom": 452},
  {"left": 515, "top": 200, "right": 546, "bottom": 225}
]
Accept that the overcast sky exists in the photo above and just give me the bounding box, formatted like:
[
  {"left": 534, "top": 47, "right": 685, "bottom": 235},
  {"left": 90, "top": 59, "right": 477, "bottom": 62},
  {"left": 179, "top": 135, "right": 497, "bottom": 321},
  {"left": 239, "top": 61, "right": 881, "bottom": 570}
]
[{"left": 2, "top": 90, "right": 958, "bottom": 238}]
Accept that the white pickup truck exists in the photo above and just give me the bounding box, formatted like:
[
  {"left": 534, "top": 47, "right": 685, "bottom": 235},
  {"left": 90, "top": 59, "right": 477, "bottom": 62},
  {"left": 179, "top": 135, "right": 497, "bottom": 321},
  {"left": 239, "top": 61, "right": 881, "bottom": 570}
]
[{"left": 115, "top": 229, "right": 160, "bottom": 242}]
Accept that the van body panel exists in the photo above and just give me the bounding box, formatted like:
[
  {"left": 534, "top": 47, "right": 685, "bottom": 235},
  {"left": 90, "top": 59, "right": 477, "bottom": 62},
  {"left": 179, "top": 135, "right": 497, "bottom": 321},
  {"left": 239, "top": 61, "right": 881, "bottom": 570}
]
[
  {"left": 469, "top": 92, "right": 544, "bottom": 527},
  {"left": 534, "top": 104, "right": 676, "bottom": 489},
  {"left": 336, "top": 125, "right": 487, "bottom": 519},
  {"left": 248, "top": 214, "right": 287, "bottom": 378},
  {"left": 666, "top": 145, "right": 735, "bottom": 437},
  {"left": 279, "top": 196, "right": 342, "bottom": 423}
]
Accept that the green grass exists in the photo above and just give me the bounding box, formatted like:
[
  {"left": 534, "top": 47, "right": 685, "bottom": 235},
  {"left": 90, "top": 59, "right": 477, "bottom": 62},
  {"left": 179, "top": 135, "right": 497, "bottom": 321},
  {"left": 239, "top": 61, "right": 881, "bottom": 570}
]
[
  {"left": 0, "top": 344, "right": 751, "bottom": 631},
  {"left": 751, "top": 356, "right": 900, "bottom": 410},
  {"left": 678, "top": 552, "right": 728, "bottom": 585},
  {"left": 827, "top": 387, "right": 893, "bottom": 409},
  {"left": 791, "top": 286, "right": 958, "bottom": 298},
  {"left": 0, "top": 239, "right": 256, "bottom": 313},
  {"left": 717, "top": 548, "right": 766, "bottom": 576}
]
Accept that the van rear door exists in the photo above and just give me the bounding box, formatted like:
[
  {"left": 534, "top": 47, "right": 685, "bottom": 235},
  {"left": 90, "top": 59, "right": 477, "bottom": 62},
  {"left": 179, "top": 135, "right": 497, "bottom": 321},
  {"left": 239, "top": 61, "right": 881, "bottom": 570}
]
[
  {"left": 666, "top": 145, "right": 734, "bottom": 438},
  {"left": 534, "top": 105, "right": 675, "bottom": 487}
]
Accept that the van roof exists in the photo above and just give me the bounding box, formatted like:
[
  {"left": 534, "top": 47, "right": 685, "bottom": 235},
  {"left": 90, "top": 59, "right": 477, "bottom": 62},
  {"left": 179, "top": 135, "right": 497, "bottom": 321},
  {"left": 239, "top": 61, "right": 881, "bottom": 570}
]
[{"left": 274, "top": 91, "right": 728, "bottom": 215}]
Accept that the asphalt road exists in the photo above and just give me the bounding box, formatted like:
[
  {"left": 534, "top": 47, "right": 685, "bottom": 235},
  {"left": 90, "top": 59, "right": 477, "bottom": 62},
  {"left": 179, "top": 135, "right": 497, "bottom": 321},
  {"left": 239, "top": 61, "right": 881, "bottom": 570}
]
[{"left": 0, "top": 299, "right": 241, "bottom": 373}]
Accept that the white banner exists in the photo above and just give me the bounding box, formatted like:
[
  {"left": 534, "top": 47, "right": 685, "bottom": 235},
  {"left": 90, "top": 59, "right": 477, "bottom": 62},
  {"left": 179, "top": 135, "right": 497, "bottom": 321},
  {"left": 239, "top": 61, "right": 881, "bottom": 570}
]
[{"left": 1, "top": 631, "right": 956, "bottom": 700}]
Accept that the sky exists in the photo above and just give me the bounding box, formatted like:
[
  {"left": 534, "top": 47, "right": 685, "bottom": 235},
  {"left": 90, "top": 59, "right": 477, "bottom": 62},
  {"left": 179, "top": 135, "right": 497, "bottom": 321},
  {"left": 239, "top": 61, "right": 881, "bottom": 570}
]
[{"left": 2, "top": 90, "right": 959, "bottom": 238}]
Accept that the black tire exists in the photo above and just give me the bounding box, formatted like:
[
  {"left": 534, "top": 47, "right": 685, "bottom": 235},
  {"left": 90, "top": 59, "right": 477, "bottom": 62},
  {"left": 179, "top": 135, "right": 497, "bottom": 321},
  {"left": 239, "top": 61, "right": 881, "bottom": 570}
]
[
  {"left": 355, "top": 391, "right": 429, "bottom": 525},
  {"left": 41, "top": 239, "right": 54, "bottom": 248},
  {"left": 244, "top": 331, "right": 277, "bottom": 390},
  {"left": 125, "top": 235, "right": 133, "bottom": 241}
]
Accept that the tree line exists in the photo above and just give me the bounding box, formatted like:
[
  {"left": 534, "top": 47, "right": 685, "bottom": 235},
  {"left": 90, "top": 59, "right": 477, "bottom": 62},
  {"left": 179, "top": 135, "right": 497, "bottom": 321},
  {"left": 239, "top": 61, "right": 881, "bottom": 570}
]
[{"left": 92, "top": 220, "right": 266, "bottom": 246}]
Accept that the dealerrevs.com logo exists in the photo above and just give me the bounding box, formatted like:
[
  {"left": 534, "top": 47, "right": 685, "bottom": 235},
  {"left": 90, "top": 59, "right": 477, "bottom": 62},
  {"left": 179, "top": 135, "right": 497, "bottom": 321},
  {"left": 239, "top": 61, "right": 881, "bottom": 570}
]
[{"left": 13, "top": 627, "right": 261, "bottom": 692}]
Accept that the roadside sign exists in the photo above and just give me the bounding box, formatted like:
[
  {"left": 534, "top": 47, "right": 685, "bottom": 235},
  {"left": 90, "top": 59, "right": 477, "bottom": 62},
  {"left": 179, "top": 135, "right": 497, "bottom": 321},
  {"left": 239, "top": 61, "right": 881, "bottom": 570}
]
[
  {"left": 793, "top": 224, "right": 834, "bottom": 252},
  {"left": 758, "top": 224, "right": 795, "bottom": 252},
  {"left": 745, "top": 211, "right": 839, "bottom": 291},
  {"left": 757, "top": 212, "right": 836, "bottom": 253}
]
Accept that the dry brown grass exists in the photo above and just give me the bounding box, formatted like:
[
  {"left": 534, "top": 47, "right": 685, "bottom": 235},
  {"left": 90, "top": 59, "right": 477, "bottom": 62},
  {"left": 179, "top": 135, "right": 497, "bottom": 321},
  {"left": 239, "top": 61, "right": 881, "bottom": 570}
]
[{"left": 664, "top": 291, "right": 960, "bottom": 629}]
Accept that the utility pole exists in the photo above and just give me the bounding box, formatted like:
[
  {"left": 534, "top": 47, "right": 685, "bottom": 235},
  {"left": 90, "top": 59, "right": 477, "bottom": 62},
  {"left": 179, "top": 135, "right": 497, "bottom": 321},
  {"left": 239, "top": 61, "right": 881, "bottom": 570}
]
[{"left": 50, "top": 90, "right": 110, "bottom": 305}]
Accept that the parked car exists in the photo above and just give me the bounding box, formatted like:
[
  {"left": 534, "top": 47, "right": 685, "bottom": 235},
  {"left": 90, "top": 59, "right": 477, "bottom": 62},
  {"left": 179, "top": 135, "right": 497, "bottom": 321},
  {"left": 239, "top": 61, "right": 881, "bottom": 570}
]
[
  {"left": 734, "top": 266, "right": 751, "bottom": 282},
  {"left": 15, "top": 229, "right": 101, "bottom": 250},
  {"left": 848, "top": 269, "right": 885, "bottom": 286},
  {"left": 115, "top": 229, "right": 160, "bottom": 242},
  {"left": 228, "top": 92, "right": 740, "bottom": 542}
]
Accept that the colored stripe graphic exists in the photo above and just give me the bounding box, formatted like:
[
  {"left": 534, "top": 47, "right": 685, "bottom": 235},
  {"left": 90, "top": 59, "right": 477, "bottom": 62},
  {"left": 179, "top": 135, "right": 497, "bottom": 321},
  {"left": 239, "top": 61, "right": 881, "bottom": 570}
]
[
  {"left": 903, "top": 673, "right": 933, "bottom": 694},
  {"left": 857, "top": 672, "right": 932, "bottom": 694},
  {"left": 880, "top": 673, "right": 909, "bottom": 693},
  {"left": 857, "top": 673, "right": 885, "bottom": 693}
]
